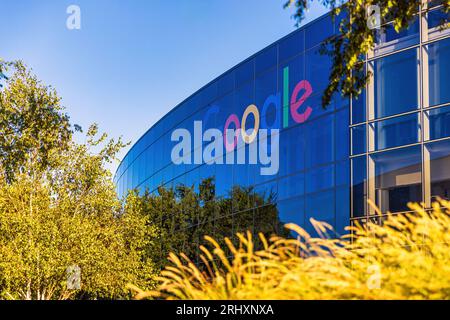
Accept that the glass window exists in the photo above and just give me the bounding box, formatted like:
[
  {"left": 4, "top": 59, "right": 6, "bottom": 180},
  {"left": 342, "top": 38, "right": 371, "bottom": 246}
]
[
  {"left": 305, "top": 190, "right": 334, "bottom": 235},
  {"left": 336, "top": 107, "right": 350, "bottom": 161},
  {"left": 256, "top": 68, "right": 278, "bottom": 118},
  {"left": 428, "top": 8, "right": 449, "bottom": 30},
  {"left": 278, "top": 125, "right": 305, "bottom": 177},
  {"left": 255, "top": 45, "right": 277, "bottom": 75},
  {"left": 278, "top": 172, "right": 304, "bottom": 200},
  {"left": 335, "top": 186, "right": 350, "bottom": 236},
  {"left": 279, "top": 30, "right": 304, "bottom": 62},
  {"left": 216, "top": 165, "right": 232, "bottom": 198},
  {"left": 427, "top": 105, "right": 450, "bottom": 140},
  {"left": 351, "top": 156, "right": 366, "bottom": 218},
  {"left": 305, "top": 114, "right": 335, "bottom": 168},
  {"left": 234, "top": 81, "right": 254, "bottom": 115},
  {"left": 277, "top": 197, "right": 305, "bottom": 231},
  {"left": 235, "top": 59, "right": 254, "bottom": 87},
  {"left": 373, "top": 48, "right": 418, "bottom": 119},
  {"left": 254, "top": 181, "right": 277, "bottom": 206},
  {"left": 427, "top": 139, "right": 450, "bottom": 201},
  {"left": 305, "top": 15, "right": 333, "bottom": 50},
  {"left": 305, "top": 47, "right": 332, "bottom": 95},
  {"left": 428, "top": 38, "right": 450, "bottom": 107},
  {"left": 336, "top": 160, "right": 350, "bottom": 187},
  {"left": 352, "top": 90, "right": 366, "bottom": 124},
  {"left": 217, "top": 71, "right": 235, "bottom": 96},
  {"left": 351, "top": 125, "right": 366, "bottom": 155},
  {"left": 375, "top": 17, "right": 419, "bottom": 49},
  {"left": 306, "top": 164, "right": 334, "bottom": 193},
  {"left": 373, "top": 113, "right": 420, "bottom": 151},
  {"left": 371, "top": 145, "right": 422, "bottom": 213}
]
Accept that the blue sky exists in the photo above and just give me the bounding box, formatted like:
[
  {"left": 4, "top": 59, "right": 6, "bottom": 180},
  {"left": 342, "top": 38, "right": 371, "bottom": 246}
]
[{"left": 0, "top": 0, "right": 328, "bottom": 174}]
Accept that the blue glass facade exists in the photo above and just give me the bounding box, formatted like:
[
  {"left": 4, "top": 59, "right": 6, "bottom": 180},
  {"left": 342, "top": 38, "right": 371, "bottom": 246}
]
[{"left": 115, "top": 7, "right": 450, "bottom": 236}]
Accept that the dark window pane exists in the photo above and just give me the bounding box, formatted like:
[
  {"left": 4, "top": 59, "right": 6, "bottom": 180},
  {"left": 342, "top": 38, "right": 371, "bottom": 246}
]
[
  {"left": 217, "top": 71, "right": 235, "bottom": 96},
  {"left": 375, "top": 17, "right": 419, "bottom": 49},
  {"left": 428, "top": 38, "right": 450, "bottom": 107},
  {"left": 306, "top": 164, "right": 334, "bottom": 193},
  {"left": 374, "top": 113, "right": 420, "bottom": 151},
  {"left": 351, "top": 156, "right": 366, "bottom": 218},
  {"left": 279, "top": 30, "right": 304, "bottom": 62},
  {"left": 374, "top": 48, "right": 418, "bottom": 119},
  {"left": 305, "top": 15, "right": 333, "bottom": 50},
  {"left": 336, "top": 107, "right": 350, "bottom": 161},
  {"left": 305, "top": 47, "right": 332, "bottom": 95},
  {"left": 427, "top": 105, "right": 450, "bottom": 140},
  {"left": 351, "top": 125, "right": 366, "bottom": 155},
  {"left": 235, "top": 59, "right": 254, "bottom": 87},
  {"left": 278, "top": 125, "right": 305, "bottom": 177},
  {"left": 427, "top": 139, "right": 450, "bottom": 201},
  {"left": 336, "top": 160, "right": 350, "bottom": 187},
  {"left": 255, "top": 45, "right": 278, "bottom": 74},
  {"left": 305, "top": 190, "right": 334, "bottom": 236},
  {"left": 428, "top": 8, "right": 449, "bottom": 29},
  {"left": 372, "top": 145, "right": 422, "bottom": 213},
  {"left": 278, "top": 172, "right": 305, "bottom": 200},
  {"left": 305, "top": 114, "right": 335, "bottom": 168},
  {"left": 277, "top": 197, "right": 305, "bottom": 232},
  {"left": 352, "top": 90, "right": 366, "bottom": 124},
  {"left": 335, "top": 187, "right": 350, "bottom": 235}
]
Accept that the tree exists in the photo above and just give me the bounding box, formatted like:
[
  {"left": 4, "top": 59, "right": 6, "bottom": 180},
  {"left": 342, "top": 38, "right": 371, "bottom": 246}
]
[
  {"left": 0, "top": 60, "right": 73, "bottom": 183},
  {"left": 131, "top": 177, "right": 289, "bottom": 270},
  {"left": 0, "top": 61, "right": 157, "bottom": 300},
  {"left": 284, "top": 0, "right": 449, "bottom": 107}
]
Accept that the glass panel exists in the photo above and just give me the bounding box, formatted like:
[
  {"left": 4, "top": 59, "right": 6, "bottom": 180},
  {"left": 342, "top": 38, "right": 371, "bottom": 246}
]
[
  {"left": 235, "top": 58, "right": 254, "bottom": 87},
  {"left": 373, "top": 113, "right": 420, "bottom": 151},
  {"left": 352, "top": 90, "right": 366, "bottom": 124},
  {"left": 305, "top": 114, "right": 335, "bottom": 168},
  {"left": 427, "top": 105, "right": 450, "bottom": 140},
  {"left": 278, "top": 172, "right": 305, "bottom": 200},
  {"left": 375, "top": 17, "right": 419, "bottom": 49},
  {"left": 335, "top": 107, "right": 350, "bottom": 161},
  {"left": 374, "top": 48, "right": 418, "bottom": 119},
  {"left": 305, "top": 15, "right": 333, "bottom": 50},
  {"left": 351, "top": 156, "right": 366, "bottom": 218},
  {"left": 255, "top": 45, "right": 277, "bottom": 75},
  {"left": 217, "top": 71, "right": 235, "bottom": 96},
  {"left": 278, "top": 125, "right": 305, "bottom": 177},
  {"left": 279, "top": 30, "right": 304, "bottom": 62},
  {"left": 335, "top": 186, "right": 350, "bottom": 235},
  {"left": 428, "top": 38, "right": 450, "bottom": 107},
  {"left": 351, "top": 124, "right": 366, "bottom": 155},
  {"left": 428, "top": 8, "right": 449, "bottom": 30},
  {"left": 372, "top": 145, "right": 422, "bottom": 213},
  {"left": 305, "top": 164, "right": 334, "bottom": 193},
  {"left": 336, "top": 160, "right": 350, "bottom": 187},
  {"left": 427, "top": 139, "right": 450, "bottom": 201},
  {"left": 276, "top": 197, "right": 305, "bottom": 232},
  {"left": 305, "top": 47, "right": 332, "bottom": 95},
  {"left": 305, "top": 190, "right": 334, "bottom": 236}
]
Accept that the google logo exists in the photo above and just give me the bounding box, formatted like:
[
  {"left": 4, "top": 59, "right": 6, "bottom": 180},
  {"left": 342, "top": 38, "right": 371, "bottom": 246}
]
[
  {"left": 220, "top": 66, "right": 313, "bottom": 151},
  {"left": 171, "top": 66, "right": 314, "bottom": 176}
]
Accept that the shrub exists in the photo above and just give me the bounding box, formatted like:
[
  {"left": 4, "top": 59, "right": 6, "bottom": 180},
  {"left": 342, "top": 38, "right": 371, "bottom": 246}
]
[{"left": 131, "top": 200, "right": 450, "bottom": 300}]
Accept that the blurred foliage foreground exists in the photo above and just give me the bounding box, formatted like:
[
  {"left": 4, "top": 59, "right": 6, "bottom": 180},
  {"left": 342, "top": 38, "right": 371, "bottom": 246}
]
[{"left": 131, "top": 200, "right": 450, "bottom": 300}]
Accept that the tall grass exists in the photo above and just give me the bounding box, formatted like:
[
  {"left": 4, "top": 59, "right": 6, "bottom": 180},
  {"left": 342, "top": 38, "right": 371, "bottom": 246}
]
[{"left": 130, "top": 200, "right": 450, "bottom": 299}]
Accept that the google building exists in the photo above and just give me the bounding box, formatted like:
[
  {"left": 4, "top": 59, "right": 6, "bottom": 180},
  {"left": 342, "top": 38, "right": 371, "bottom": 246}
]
[{"left": 114, "top": 5, "right": 450, "bottom": 237}]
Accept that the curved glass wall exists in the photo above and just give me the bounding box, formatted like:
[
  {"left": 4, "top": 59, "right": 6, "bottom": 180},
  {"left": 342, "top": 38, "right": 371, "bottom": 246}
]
[{"left": 115, "top": 7, "right": 450, "bottom": 237}]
